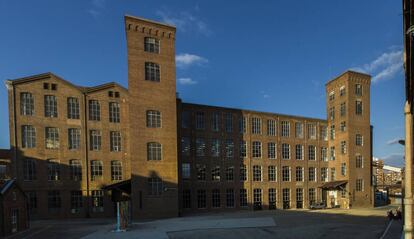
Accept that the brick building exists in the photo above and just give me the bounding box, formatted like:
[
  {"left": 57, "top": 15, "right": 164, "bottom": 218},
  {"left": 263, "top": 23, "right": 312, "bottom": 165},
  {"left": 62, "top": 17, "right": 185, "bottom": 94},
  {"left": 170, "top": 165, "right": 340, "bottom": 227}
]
[{"left": 4, "top": 15, "right": 373, "bottom": 220}]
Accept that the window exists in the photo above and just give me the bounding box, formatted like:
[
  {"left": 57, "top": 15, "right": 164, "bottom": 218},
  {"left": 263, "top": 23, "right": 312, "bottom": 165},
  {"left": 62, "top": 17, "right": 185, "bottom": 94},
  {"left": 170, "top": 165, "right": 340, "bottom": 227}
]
[
  {"left": 43, "top": 82, "right": 49, "bottom": 89},
  {"left": 23, "top": 158, "right": 36, "bottom": 181},
  {"left": 321, "top": 168, "right": 328, "bottom": 182},
  {"left": 196, "top": 138, "right": 206, "bottom": 157},
  {"left": 88, "top": 100, "right": 100, "bottom": 121},
  {"left": 253, "top": 188, "right": 262, "bottom": 206},
  {"left": 340, "top": 86, "right": 346, "bottom": 96},
  {"left": 181, "top": 111, "right": 190, "bottom": 128},
  {"left": 240, "top": 164, "right": 247, "bottom": 181},
  {"left": 27, "top": 191, "right": 37, "bottom": 211},
  {"left": 267, "top": 119, "right": 276, "bottom": 136},
  {"left": 341, "top": 163, "right": 347, "bottom": 176},
  {"left": 145, "top": 62, "right": 160, "bottom": 82},
  {"left": 109, "top": 102, "right": 120, "bottom": 123},
  {"left": 148, "top": 177, "right": 163, "bottom": 196},
  {"left": 309, "top": 188, "right": 316, "bottom": 205},
  {"left": 268, "top": 142, "right": 276, "bottom": 159},
  {"left": 91, "top": 160, "right": 103, "bottom": 181},
  {"left": 340, "top": 102, "right": 346, "bottom": 117},
  {"left": 212, "top": 189, "right": 221, "bottom": 208},
  {"left": 225, "top": 113, "right": 233, "bottom": 133},
  {"left": 48, "top": 191, "right": 61, "bottom": 209},
  {"left": 251, "top": 117, "right": 261, "bottom": 134},
  {"left": 330, "top": 167, "right": 336, "bottom": 181},
  {"left": 146, "top": 110, "right": 161, "bottom": 127},
  {"left": 295, "top": 122, "right": 303, "bottom": 138},
  {"left": 182, "top": 163, "right": 191, "bottom": 179},
  {"left": 295, "top": 145, "right": 303, "bottom": 160},
  {"left": 68, "top": 128, "right": 80, "bottom": 150},
  {"left": 67, "top": 97, "right": 80, "bottom": 119},
  {"left": 330, "top": 125, "right": 335, "bottom": 140},
  {"left": 70, "top": 160, "right": 82, "bottom": 181},
  {"left": 281, "top": 121, "right": 290, "bottom": 137},
  {"left": 268, "top": 165, "right": 276, "bottom": 182},
  {"left": 226, "top": 189, "right": 235, "bottom": 208},
  {"left": 308, "top": 123, "right": 317, "bottom": 139},
  {"left": 147, "top": 142, "right": 162, "bottom": 160},
  {"left": 329, "top": 107, "right": 335, "bottom": 120},
  {"left": 282, "top": 143, "right": 290, "bottom": 159},
  {"left": 341, "top": 141, "right": 347, "bottom": 154},
  {"left": 211, "top": 139, "right": 220, "bottom": 157},
  {"left": 183, "top": 190, "right": 191, "bottom": 209},
  {"left": 308, "top": 145, "right": 316, "bottom": 161},
  {"left": 211, "top": 112, "right": 220, "bottom": 131},
  {"left": 22, "top": 125, "right": 36, "bottom": 148},
  {"left": 51, "top": 83, "right": 57, "bottom": 90},
  {"left": 355, "top": 84, "right": 363, "bottom": 96},
  {"left": 321, "top": 126, "right": 328, "bottom": 141},
  {"left": 296, "top": 188, "right": 303, "bottom": 208},
  {"left": 239, "top": 117, "right": 247, "bottom": 134},
  {"left": 211, "top": 166, "right": 220, "bottom": 181},
  {"left": 240, "top": 140, "right": 247, "bottom": 158},
  {"left": 282, "top": 166, "right": 290, "bottom": 181},
  {"left": 329, "top": 91, "right": 335, "bottom": 101},
  {"left": 92, "top": 190, "right": 104, "bottom": 210},
  {"left": 253, "top": 165, "right": 262, "bottom": 181},
  {"left": 196, "top": 164, "right": 206, "bottom": 181},
  {"left": 252, "top": 141, "right": 262, "bottom": 158},
  {"left": 282, "top": 188, "right": 290, "bottom": 209},
  {"left": 356, "top": 179, "right": 364, "bottom": 191},
  {"left": 197, "top": 190, "right": 207, "bottom": 208},
  {"left": 45, "top": 127, "right": 59, "bottom": 149},
  {"left": 225, "top": 167, "right": 234, "bottom": 181},
  {"left": 356, "top": 134, "right": 364, "bottom": 146},
  {"left": 356, "top": 155, "right": 364, "bottom": 168},
  {"left": 144, "top": 37, "right": 160, "bottom": 53},
  {"left": 47, "top": 159, "right": 60, "bottom": 181},
  {"left": 269, "top": 188, "right": 276, "bottom": 209},
  {"left": 108, "top": 91, "right": 113, "bottom": 97},
  {"left": 195, "top": 112, "right": 205, "bottom": 130},
  {"left": 321, "top": 147, "right": 327, "bottom": 161},
  {"left": 308, "top": 167, "right": 316, "bottom": 182},
  {"left": 89, "top": 130, "right": 101, "bottom": 151},
  {"left": 295, "top": 166, "right": 303, "bottom": 181},
  {"left": 225, "top": 139, "right": 234, "bottom": 159},
  {"left": 356, "top": 100, "right": 363, "bottom": 115},
  {"left": 181, "top": 137, "right": 190, "bottom": 156},
  {"left": 21, "top": 92, "right": 34, "bottom": 115},
  {"left": 110, "top": 131, "right": 122, "bottom": 152},
  {"left": 240, "top": 189, "right": 248, "bottom": 207},
  {"left": 330, "top": 146, "right": 336, "bottom": 161},
  {"left": 44, "top": 95, "right": 57, "bottom": 117},
  {"left": 111, "top": 161, "right": 123, "bottom": 181},
  {"left": 71, "top": 191, "right": 83, "bottom": 210},
  {"left": 340, "top": 121, "right": 346, "bottom": 132}
]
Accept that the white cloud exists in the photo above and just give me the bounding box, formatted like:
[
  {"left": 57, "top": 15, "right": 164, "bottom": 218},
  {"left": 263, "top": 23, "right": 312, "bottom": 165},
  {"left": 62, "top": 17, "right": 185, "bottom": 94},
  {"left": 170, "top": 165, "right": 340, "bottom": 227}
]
[
  {"left": 176, "top": 53, "right": 208, "bottom": 68},
  {"left": 352, "top": 48, "right": 403, "bottom": 84},
  {"left": 381, "top": 153, "right": 405, "bottom": 167},
  {"left": 178, "top": 78, "right": 198, "bottom": 85},
  {"left": 88, "top": 0, "right": 105, "bottom": 18},
  {"left": 156, "top": 9, "right": 211, "bottom": 36}
]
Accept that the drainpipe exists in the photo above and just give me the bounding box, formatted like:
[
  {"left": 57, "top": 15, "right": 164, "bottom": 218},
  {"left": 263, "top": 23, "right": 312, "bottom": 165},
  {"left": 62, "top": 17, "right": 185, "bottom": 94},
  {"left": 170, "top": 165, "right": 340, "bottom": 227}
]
[
  {"left": 83, "top": 93, "right": 90, "bottom": 218},
  {"left": 404, "top": 101, "right": 413, "bottom": 239}
]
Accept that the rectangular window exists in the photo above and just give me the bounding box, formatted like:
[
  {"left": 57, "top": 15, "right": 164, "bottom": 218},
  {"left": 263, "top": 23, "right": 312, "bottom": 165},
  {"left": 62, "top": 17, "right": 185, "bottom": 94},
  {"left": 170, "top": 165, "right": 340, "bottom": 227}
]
[
  {"left": 225, "top": 139, "right": 234, "bottom": 159},
  {"left": 268, "top": 165, "right": 276, "bottom": 182},
  {"left": 67, "top": 97, "right": 80, "bottom": 119},
  {"left": 27, "top": 191, "right": 37, "bottom": 211},
  {"left": 340, "top": 102, "right": 346, "bottom": 117},
  {"left": 211, "top": 166, "right": 220, "bottom": 181},
  {"left": 356, "top": 155, "right": 364, "bottom": 168},
  {"left": 226, "top": 189, "right": 235, "bottom": 208},
  {"left": 340, "top": 86, "right": 346, "bottom": 96},
  {"left": 253, "top": 188, "right": 262, "bottom": 207},
  {"left": 329, "top": 91, "right": 335, "bottom": 101},
  {"left": 89, "top": 130, "right": 101, "bottom": 151},
  {"left": 268, "top": 142, "right": 276, "bottom": 159},
  {"left": 147, "top": 142, "right": 162, "bottom": 160},
  {"left": 356, "top": 134, "right": 364, "bottom": 146},
  {"left": 145, "top": 62, "right": 160, "bottom": 82},
  {"left": 71, "top": 191, "right": 83, "bottom": 210},
  {"left": 321, "top": 126, "right": 328, "bottom": 141},
  {"left": 211, "top": 112, "right": 220, "bottom": 131},
  {"left": 183, "top": 190, "right": 191, "bottom": 209},
  {"left": 330, "top": 167, "right": 336, "bottom": 181},
  {"left": 240, "top": 140, "right": 247, "bottom": 158},
  {"left": 240, "top": 164, "right": 247, "bottom": 181},
  {"left": 47, "top": 159, "right": 60, "bottom": 181},
  {"left": 182, "top": 163, "right": 191, "bottom": 179},
  {"left": 356, "top": 179, "right": 364, "bottom": 191},
  {"left": 329, "top": 107, "right": 335, "bottom": 120},
  {"left": 295, "top": 122, "right": 303, "bottom": 138},
  {"left": 225, "top": 166, "right": 234, "bottom": 181},
  {"left": 91, "top": 160, "right": 103, "bottom": 181},
  {"left": 110, "top": 131, "right": 122, "bottom": 152},
  {"left": 144, "top": 37, "right": 160, "bottom": 53},
  {"left": 181, "top": 137, "right": 191, "bottom": 156},
  {"left": 308, "top": 123, "right": 317, "bottom": 139},
  {"left": 45, "top": 127, "right": 59, "bottom": 149},
  {"left": 48, "top": 191, "right": 61, "bottom": 209},
  {"left": 70, "top": 160, "right": 82, "bottom": 181},
  {"left": 181, "top": 111, "right": 190, "bottom": 128},
  {"left": 253, "top": 165, "right": 262, "bottom": 181},
  {"left": 355, "top": 84, "right": 363, "bottom": 96},
  {"left": 330, "top": 146, "right": 336, "bottom": 161},
  {"left": 282, "top": 188, "right": 290, "bottom": 209},
  {"left": 252, "top": 141, "right": 262, "bottom": 158},
  {"left": 267, "top": 119, "right": 276, "bottom": 136},
  {"left": 240, "top": 189, "right": 248, "bottom": 207},
  {"left": 23, "top": 158, "right": 36, "bottom": 181},
  {"left": 309, "top": 188, "right": 316, "bottom": 205},
  {"left": 22, "top": 125, "right": 36, "bottom": 148},
  {"left": 196, "top": 138, "right": 206, "bottom": 157},
  {"left": 109, "top": 102, "right": 121, "bottom": 123},
  {"left": 341, "top": 141, "right": 347, "bottom": 154},
  {"left": 282, "top": 166, "right": 290, "bottom": 181},
  {"left": 197, "top": 190, "right": 206, "bottom": 209},
  {"left": 111, "top": 161, "right": 122, "bottom": 181},
  {"left": 212, "top": 189, "right": 221, "bottom": 208},
  {"left": 321, "top": 167, "right": 328, "bottom": 182},
  {"left": 308, "top": 145, "right": 316, "bottom": 161},
  {"left": 282, "top": 143, "right": 290, "bottom": 159},
  {"left": 88, "top": 100, "right": 100, "bottom": 121},
  {"left": 341, "top": 163, "right": 347, "bottom": 176},
  {"left": 356, "top": 100, "right": 363, "bottom": 115},
  {"left": 295, "top": 144, "right": 303, "bottom": 160},
  {"left": 68, "top": 128, "right": 81, "bottom": 150},
  {"left": 92, "top": 190, "right": 104, "bottom": 211},
  {"left": 321, "top": 147, "right": 327, "bottom": 161},
  {"left": 340, "top": 121, "right": 346, "bottom": 132},
  {"left": 195, "top": 112, "right": 205, "bottom": 130},
  {"left": 225, "top": 113, "right": 233, "bottom": 133},
  {"left": 330, "top": 125, "right": 335, "bottom": 140},
  {"left": 44, "top": 95, "right": 57, "bottom": 118},
  {"left": 146, "top": 110, "right": 161, "bottom": 127},
  {"left": 269, "top": 188, "right": 276, "bottom": 209},
  {"left": 251, "top": 117, "right": 261, "bottom": 134},
  {"left": 281, "top": 121, "right": 290, "bottom": 137},
  {"left": 308, "top": 167, "right": 316, "bottom": 182},
  {"left": 239, "top": 117, "right": 247, "bottom": 134},
  {"left": 296, "top": 188, "right": 303, "bottom": 208},
  {"left": 211, "top": 139, "right": 220, "bottom": 157},
  {"left": 295, "top": 166, "right": 303, "bottom": 181},
  {"left": 196, "top": 164, "right": 206, "bottom": 181},
  {"left": 21, "top": 92, "right": 34, "bottom": 115},
  {"left": 148, "top": 177, "right": 163, "bottom": 196}
]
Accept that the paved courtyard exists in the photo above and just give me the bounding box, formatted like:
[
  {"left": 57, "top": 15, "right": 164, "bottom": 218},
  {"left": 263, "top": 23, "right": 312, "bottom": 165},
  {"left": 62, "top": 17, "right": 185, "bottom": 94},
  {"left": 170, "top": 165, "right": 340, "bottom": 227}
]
[{"left": 7, "top": 206, "right": 402, "bottom": 239}]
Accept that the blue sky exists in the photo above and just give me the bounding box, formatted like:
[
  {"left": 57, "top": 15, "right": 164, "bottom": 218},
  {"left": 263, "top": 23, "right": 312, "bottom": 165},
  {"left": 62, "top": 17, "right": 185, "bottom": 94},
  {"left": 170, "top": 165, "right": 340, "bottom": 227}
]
[{"left": 0, "top": 0, "right": 405, "bottom": 166}]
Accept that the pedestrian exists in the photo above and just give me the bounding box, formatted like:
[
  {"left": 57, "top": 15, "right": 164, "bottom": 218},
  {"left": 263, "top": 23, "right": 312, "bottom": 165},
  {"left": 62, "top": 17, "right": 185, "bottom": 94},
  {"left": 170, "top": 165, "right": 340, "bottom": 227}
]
[
  {"left": 395, "top": 208, "right": 402, "bottom": 220},
  {"left": 387, "top": 210, "right": 394, "bottom": 220}
]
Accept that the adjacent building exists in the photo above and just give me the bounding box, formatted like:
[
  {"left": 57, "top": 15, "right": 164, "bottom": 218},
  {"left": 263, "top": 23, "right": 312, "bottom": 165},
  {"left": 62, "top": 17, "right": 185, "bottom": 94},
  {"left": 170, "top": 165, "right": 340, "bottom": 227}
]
[{"left": 4, "top": 15, "right": 374, "bottom": 220}]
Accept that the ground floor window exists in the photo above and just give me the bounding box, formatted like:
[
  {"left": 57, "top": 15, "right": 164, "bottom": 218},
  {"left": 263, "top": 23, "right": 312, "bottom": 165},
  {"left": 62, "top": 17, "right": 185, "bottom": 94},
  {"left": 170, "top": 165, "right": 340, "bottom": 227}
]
[
  {"left": 226, "top": 189, "right": 235, "bottom": 208},
  {"left": 308, "top": 188, "right": 316, "bottom": 206},
  {"left": 92, "top": 190, "right": 104, "bottom": 212},
  {"left": 70, "top": 191, "right": 83, "bottom": 211},
  {"left": 48, "top": 190, "right": 61, "bottom": 210},
  {"left": 197, "top": 190, "right": 206, "bottom": 209},
  {"left": 240, "top": 189, "right": 248, "bottom": 207},
  {"left": 296, "top": 188, "right": 303, "bottom": 209},
  {"left": 148, "top": 177, "right": 163, "bottom": 196},
  {"left": 11, "top": 208, "right": 18, "bottom": 232},
  {"left": 282, "top": 188, "right": 290, "bottom": 209},
  {"left": 269, "top": 188, "right": 276, "bottom": 210},
  {"left": 183, "top": 190, "right": 191, "bottom": 209},
  {"left": 212, "top": 189, "right": 221, "bottom": 208},
  {"left": 253, "top": 188, "right": 262, "bottom": 210}
]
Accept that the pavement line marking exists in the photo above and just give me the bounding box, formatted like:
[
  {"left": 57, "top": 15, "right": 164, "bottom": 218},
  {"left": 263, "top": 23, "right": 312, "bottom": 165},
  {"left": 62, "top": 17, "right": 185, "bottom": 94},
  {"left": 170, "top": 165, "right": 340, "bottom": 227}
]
[{"left": 379, "top": 220, "right": 393, "bottom": 239}]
